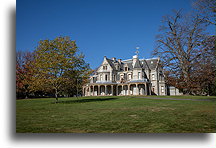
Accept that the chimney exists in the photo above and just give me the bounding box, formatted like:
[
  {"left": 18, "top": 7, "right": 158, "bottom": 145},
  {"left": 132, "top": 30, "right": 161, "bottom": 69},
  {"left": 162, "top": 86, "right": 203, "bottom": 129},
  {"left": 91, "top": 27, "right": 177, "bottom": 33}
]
[{"left": 118, "top": 59, "right": 122, "bottom": 63}]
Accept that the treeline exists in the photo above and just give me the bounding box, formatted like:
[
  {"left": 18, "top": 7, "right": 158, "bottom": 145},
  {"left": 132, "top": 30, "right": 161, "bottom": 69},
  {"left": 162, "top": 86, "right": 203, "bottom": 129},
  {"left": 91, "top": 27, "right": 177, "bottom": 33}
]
[
  {"left": 153, "top": 0, "right": 216, "bottom": 95},
  {"left": 16, "top": 36, "right": 92, "bottom": 100}
]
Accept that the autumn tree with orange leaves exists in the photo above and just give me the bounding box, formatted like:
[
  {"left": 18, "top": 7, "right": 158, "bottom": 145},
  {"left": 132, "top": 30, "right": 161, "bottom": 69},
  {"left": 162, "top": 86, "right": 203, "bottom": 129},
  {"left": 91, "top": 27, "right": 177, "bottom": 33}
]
[{"left": 16, "top": 51, "right": 35, "bottom": 98}]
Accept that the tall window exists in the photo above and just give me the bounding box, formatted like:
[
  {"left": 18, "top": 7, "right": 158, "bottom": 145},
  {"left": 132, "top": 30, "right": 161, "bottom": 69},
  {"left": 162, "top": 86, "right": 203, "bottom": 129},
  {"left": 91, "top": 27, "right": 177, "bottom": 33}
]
[
  {"left": 124, "top": 73, "right": 127, "bottom": 80},
  {"left": 124, "top": 67, "right": 128, "bottom": 71},
  {"left": 138, "top": 72, "right": 141, "bottom": 79},
  {"left": 161, "top": 86, "right": 164, "bottom": 93},
  {"left": 105, "top": 74, "right": 108, "bottom": 81},
  {"left": 128, "top": 74, "right": 131, "bottom": 80},
  {"left": 152, "top": 74, "right": 155, "bottom": 80},
  {"left": 113, "top": 74, "right": 116, "bottom": 81}
]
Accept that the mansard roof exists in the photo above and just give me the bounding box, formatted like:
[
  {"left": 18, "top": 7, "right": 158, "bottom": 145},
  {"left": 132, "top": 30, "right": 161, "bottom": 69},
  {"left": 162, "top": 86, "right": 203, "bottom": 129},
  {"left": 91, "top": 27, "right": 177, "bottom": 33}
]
[
  {"left": 141, "top": 60, "right": 149, "bottom": 69},
  {"left": 98, "top": 56, "right": 159, "bottom": 72},
  {"left": 127, "top": 63, "right": 133, "bottom": 71},
  {"left": 145, "top": 58, "right": 159, "bottom": 70},
  {"left": 121, "top": 57, "right": 159, "bottom": 70}
]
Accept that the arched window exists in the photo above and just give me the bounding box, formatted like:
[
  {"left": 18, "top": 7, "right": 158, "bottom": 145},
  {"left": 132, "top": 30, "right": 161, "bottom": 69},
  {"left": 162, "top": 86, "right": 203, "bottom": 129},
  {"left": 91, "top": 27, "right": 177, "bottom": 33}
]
[
  {"left": 103, "top": 65, "right": 107, "bottom": 70},
  {"left": 128, "top": 74, "right": 131, "bottom": 80}
]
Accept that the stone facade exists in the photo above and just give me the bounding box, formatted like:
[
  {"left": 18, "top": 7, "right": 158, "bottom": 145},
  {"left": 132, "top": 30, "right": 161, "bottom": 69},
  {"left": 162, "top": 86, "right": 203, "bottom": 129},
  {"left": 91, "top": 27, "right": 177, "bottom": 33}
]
[{"left": 83, "top": 54, "right": 172, "bottom": 96}]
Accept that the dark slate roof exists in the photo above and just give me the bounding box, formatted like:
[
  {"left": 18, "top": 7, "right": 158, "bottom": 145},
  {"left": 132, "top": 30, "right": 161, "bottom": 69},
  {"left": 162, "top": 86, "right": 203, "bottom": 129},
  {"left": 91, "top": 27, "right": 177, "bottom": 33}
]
[
  {"left": 127, "top": 63, "right": 133, "bottom": 71},
  {"left": 133, "top": 59, "right": 142, "bottom": 69},
  {"left": 142, "top": 61, "right": 148, "bottom": 69},
  {"left": 104, "top": 57, "right": 159, "bottom": 71},
  {"left": 106, "top": 58, "right": 116, "bottom": 70},
  {"left": 145, "top": 59, "right": 158, "bottom": 70}
]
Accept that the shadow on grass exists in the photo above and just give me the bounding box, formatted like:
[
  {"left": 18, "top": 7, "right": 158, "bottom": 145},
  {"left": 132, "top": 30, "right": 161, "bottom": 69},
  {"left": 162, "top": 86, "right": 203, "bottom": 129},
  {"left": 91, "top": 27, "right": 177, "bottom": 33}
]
[{"left": 55, "top": 97, "right": 119, "bottom": 104}]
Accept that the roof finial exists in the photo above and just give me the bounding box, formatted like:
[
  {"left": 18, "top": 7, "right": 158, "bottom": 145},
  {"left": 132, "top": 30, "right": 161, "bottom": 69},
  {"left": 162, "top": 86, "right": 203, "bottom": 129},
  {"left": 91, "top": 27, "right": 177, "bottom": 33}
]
[{"left": 135, "top": 46, "right": 140, "bottom": 56}]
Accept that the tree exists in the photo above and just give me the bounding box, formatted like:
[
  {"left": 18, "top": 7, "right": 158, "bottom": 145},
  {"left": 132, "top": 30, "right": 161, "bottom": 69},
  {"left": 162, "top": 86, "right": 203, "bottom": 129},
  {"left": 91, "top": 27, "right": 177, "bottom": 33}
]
[
  {"left": 16, "top": 51, "right": 25, "bottom": 98},
  {"left": 192, "top": 36, "right": 215, "bottom": 95},
  {"left": 33, "top": 36, "right": 91, "bottom": 102},
  {"left": 192, "top": 0, "right": 216, "bottom": 25},
  {"left": 16, "top": 51, "right": 35, "bottom": 99},
  {"left": 153, "top": 10, "right": 209, "bottom": 94}
]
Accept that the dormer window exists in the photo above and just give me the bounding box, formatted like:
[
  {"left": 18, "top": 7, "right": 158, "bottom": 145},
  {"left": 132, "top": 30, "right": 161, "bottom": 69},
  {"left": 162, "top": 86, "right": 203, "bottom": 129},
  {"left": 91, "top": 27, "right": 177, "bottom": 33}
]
[{"left": 124, "top": 64, "right": 128, "bottom": 71}]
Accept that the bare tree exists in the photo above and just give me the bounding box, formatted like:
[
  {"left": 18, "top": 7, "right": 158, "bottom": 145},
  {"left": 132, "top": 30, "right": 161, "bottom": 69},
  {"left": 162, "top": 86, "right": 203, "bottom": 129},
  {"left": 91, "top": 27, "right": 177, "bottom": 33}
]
[
  {"left": 153, "top": 10, "right": 208, "bottom": 94},
  {"left": 193, "top": 0, "right": 216, "bottom": 25},
  {"left": 192, "top": 36, "right": 215, "bottom": 95}
]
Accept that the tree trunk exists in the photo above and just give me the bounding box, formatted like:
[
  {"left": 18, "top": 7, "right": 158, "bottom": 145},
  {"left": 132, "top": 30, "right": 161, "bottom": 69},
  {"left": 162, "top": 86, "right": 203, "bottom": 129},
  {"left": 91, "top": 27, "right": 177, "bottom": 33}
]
[
  {"left": 55, "top": 88, "right": 58, "bottom": 103},
  {"left": 181, "top": 64, "right": 191, "bottom": 94},
  {"left": 25, "top": 93, "right": 28, "bottom": 99}
]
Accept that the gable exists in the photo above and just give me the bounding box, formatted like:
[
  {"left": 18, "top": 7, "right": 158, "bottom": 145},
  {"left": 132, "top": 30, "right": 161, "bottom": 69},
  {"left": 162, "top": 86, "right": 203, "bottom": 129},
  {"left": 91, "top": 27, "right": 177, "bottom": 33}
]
[{"left": 97, "top": 57, "right": 113, "bottom": 72}]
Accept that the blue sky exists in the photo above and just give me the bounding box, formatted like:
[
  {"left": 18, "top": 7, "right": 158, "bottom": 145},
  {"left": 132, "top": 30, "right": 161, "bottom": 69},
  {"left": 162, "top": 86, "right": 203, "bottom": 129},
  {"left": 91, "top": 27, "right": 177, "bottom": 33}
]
[{"left": 17, "top": 0, "right": 205, "bottom": 69}]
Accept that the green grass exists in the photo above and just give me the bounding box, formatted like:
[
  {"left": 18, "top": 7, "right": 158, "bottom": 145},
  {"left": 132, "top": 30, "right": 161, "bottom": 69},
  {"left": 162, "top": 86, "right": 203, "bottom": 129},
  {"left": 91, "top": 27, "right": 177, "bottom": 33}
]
[
  {"left": 16, "top": 96, "right": 216, "bottom": 133},
  {"left": 143, "top": 95, "right": 216, "bottom": 99}
]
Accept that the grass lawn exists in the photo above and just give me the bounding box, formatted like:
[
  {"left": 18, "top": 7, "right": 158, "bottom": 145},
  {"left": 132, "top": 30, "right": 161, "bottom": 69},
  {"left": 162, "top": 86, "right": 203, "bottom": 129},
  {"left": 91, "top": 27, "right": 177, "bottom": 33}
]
[
  {"left": 16, "top": 96, "right": 216, "bottom": 133},
  {"left": 142, "top": 95, "right": 216, "bottom": 99}
]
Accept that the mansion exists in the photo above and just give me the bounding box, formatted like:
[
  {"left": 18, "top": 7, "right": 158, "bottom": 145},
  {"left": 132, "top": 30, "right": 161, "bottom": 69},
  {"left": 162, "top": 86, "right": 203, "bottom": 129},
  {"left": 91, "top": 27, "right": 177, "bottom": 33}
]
[{"left": 83, "top": 54, "right": 182, "bottom": 96}]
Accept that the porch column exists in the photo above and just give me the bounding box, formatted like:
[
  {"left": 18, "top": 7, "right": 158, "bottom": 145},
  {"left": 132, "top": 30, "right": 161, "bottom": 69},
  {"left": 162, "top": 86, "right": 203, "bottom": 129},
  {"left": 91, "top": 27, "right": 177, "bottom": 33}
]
[
  {"left": 128, "top": 85, "right": 130, "bottom": 95},
  {"left": 93, "top": 85, "right": 94, "bottom": 96},
  {"left": 85, "top": 87, "right": 87, "bottom": 96},
  {"left": 105, "top": 85, "right": 107, "bottom": 96},
  {"left": 111, "top": 85, "right": 113, "bottom": 96},
  {"left": 89, "top": 86, "right": 91, "bottom": 96},
  {"left": 82, "top": 87, "right": 85, "bottom": 96},
  {"left": 145, "top": 84, "right": 147, "bottom": 95},
  {"left": 116, "top": 85, "right": 118, "bottom": 96},
  {"left": 136, "top": 84, "right": 138, "bottom": 95},
  {"left": 98, "top": 85, "right": 100, "bottom": 96}
]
